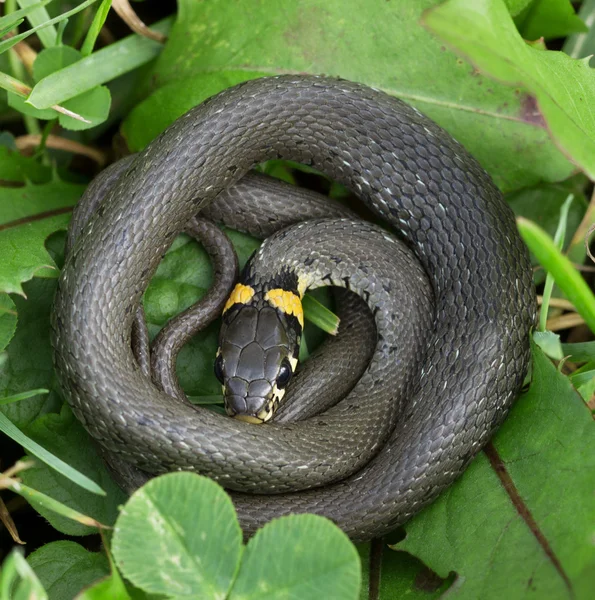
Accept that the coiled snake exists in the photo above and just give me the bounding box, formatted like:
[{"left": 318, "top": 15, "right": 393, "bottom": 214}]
[{"left": 51, "top": 76, "right": 535, "bottom": 541}]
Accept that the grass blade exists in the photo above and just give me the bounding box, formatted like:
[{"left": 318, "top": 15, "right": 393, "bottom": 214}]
[
  {"left": 0, "top": 412, "right": 105, "bottom": 495},
  {"left": 539, "top": 194, "right": 573, "bottom": 331},
  {"left": 7, "top": 480, "right": 107, "bottom": 528},
  {"left": 303, "top": 293, "right": 340, "bottom": 335},
  {"left": 518, "top": 217, "right": 595, "bottom": 333},
  {"left": 0, "top": 389, "right": 48, "bottom": 405},
  {"left": 81, "top": 0, "right": 112, "bottom": 57},
  {"left": 28, "top": 16, "right": 173, "bottom": 108},
  {"left": 1, "top": 0, "right": 100, "bottom": 56},
  {"left": 0, "top": 0, "right": 53, "bottom": 35}
]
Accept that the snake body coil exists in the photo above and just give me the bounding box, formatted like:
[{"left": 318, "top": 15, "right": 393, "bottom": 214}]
[{"left": 51, "top": 76, "right": 535, "bottom": 541}]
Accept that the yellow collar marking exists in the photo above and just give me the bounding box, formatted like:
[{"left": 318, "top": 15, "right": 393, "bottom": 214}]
[
  {"left": 264, "top": 288, "right": 304, "bottom": 327},
  {"left": 223, "top": 283, "right": 255, "bottom": 313}
]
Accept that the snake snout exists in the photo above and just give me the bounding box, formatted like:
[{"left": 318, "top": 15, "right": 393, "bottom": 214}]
[{"left": 224, "top": 377, "right": 275, "bottom": 423}]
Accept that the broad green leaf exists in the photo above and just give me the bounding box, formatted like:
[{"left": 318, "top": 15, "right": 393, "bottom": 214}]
[
  {"left": 75, "top": 573, "right": 131, "bottom": 600},
  {"left": 395, "top": 343, "right": 595, "bottom": 598},
  {"left": 7, "top": 89, "right": 57, "bottom": 120},
  {"left": 577, "top": 377, "right": 595, "bottom": 404},
  {"left": 74, "top": 542, "right": 130, "bottom": 600},
  {"left": 423, "top": 0, "right": 595, "bottom": 180},
  {"left": 0, "top": 146, "right": 52, "bottom": 184},
  {"left": 562, "top": 341, "right": 595, "bottom": 362},
  {"left": 3, "top": 549, "right": 48, "bottom": 600},
  {"left": 505, "top": 0, "right": 533, "bottom": 15},
  {"left": 121, "top": 0, "right": 575, "bottom": 193},
  {"left": 20, "top": 404, "right": 126, "bottom": 534},
  {"left": 59, "top": 85, "right": 111, "bottom": 130},
  {"left": 0, "top": 279, "right": 62, "bottom": 428},
  {"left": 357, "top": 543, "right": 452, "bottom": 600},
  {"left": 516, "top": 0, "right": 587, "bottom": 41},
  {"left": 532, "top": 330, "right": 563, "bottom": 359},
  {"left": 230, "top": 514, "right": 360, "bottom": 600},
  {"left": 27, "top": 17, "right": 173, "bottom": 109},
  {"left": 0, "top": 179, "right": 84, "bottom": 295},
  {"left": 28, "top": 541, "right": 109, "bottom": 600},
  {"left": 112, "top": 473, "right": 243, "bottom": 599},
  {"left": 0, "top": 293, "right": 17, "bottom": 352},
  {"left": 13, "top": 43, "right": 112, "bottom": 130},
  {"left": 33, "top": 45, "right": 82, "bottom": 80}
]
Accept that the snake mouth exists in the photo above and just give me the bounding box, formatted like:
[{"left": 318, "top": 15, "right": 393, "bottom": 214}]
[
  {"left": 225, "top": 402, "right": 273, "bottom": 424},
  {"left": 233, "top": 414, "right": 265, "bottom": 424}
]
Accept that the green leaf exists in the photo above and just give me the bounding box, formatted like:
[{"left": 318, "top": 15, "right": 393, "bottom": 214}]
[
  {"left": 80, "top": 0, "right": 113, "bottom": 57},
  {"left": 533, "top": 330, "right": 563, "bottom": 359},
  {"left": 0, "top": 179, "right": 85, "bottom": 295},
  {"left": 28, "top": 541, "right": 110, "bottom": 600},
  {"left": 2, "top": 549, "right": 48, "bottom": 600},
  {"left": 0, "top": 279, "right": 61, "bottom": 428},
  {"left": 19, "top": 404, "right": 126, "bottom": 534},
  {"left": 357, "top": 543, "right": 452, "bottom": 600},
  {"left": 121, "top": 0, "right": 575, "bottom": 193},
  {"left": 33, "top": 45, "right": 82, "bottom": 81},
  {"left": 423, "top": 0, "right": 595, "bottom": 180},
  {"left": 112, "top": 473, "right": 243, "bottom": 599},
  {"left": 516, "top": 0, "right": 587, "bottom": 41},
  {"left": 518, "top": 217, "right": 595, "bottom": 333},
  {"left": 27, "top": 17, "right": 173, "bottom": 109},
  {"left": 394, "top": 343, "right": 595, "bottom": 597},
  {"left": 74, "top": 541, "right": 130, "bottom": 600},
  {"left": 0, "top": 145, "right": 52, "bottom": 184},
  {"left": 561, "top": 341, "right": 595, "bottom": 362},
  {"left": 7, "top": 90, "right": 56, "bottom": 120},
  {"left": 0, "top": 410, "right": 104, "bottom": 496},
  {"left": 0, "top": 293, "right": 17, "bottom": 352},
  {"left": 27, "top": 44, "right": 111, "bottom": 130},
  {"left": 229, "top": 514, "right": 361, "bottom": 600},
  {"left": 563, "top": 0, "right": 595, "bottom": 63},
  {"left": 59, "top": 85, "right": 111, "bottom": 131}
]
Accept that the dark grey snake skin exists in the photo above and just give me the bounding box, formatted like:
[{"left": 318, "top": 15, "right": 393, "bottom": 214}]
[{"left": 51, "top": 76, "right": 536, "bottom": 541}]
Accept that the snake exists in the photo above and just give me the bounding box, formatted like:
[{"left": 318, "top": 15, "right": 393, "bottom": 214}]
[{"left": 51, "top": 75, "right": 536, "bottom": 542}]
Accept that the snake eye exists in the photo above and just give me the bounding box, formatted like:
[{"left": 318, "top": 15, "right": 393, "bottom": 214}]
[
  {"left": 276, "top": 358, "right": 293, "bottom": 389},
  {"left": 214, "top": 354, "right": 225, "bottom": 384}
]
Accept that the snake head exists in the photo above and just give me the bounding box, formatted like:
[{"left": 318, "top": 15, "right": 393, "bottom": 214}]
[{"left": 216, "top": 301, "right": 300, "bottom": 423}]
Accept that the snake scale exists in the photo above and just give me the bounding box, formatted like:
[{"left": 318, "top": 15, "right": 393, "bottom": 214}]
[{"left": 51, "top": 75, "right": 536, "bottom": 541}]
